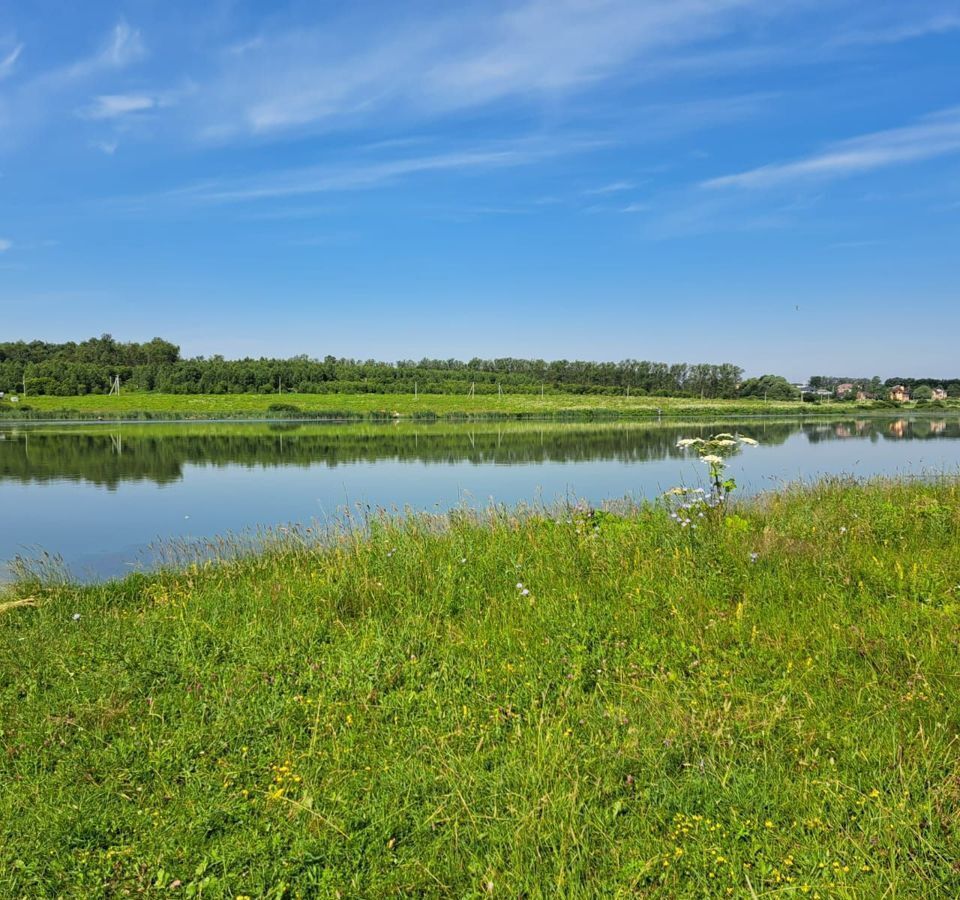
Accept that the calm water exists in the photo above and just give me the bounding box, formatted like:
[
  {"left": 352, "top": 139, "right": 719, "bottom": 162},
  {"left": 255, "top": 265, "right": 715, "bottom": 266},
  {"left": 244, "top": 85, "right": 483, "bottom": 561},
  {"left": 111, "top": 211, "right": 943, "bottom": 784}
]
[{"left": 3, "top": 416, "right": 959, "bottom": 581}]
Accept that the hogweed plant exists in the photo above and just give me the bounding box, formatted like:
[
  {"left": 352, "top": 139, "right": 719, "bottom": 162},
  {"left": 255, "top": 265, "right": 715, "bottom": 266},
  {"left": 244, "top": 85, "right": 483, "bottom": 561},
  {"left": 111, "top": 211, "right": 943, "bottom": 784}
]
[{"left": 666, "top": 433, "right": 758, "bottom": 526}]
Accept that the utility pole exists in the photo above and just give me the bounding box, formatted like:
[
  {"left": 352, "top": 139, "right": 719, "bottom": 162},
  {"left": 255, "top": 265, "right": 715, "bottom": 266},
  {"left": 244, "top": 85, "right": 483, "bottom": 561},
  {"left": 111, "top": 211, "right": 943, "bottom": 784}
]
[
  {"left": 414, "top": 381, "right": 418, "bottom": 399},
  {"left": 498, "top": 383, "right": 503, "bottom": 398}
]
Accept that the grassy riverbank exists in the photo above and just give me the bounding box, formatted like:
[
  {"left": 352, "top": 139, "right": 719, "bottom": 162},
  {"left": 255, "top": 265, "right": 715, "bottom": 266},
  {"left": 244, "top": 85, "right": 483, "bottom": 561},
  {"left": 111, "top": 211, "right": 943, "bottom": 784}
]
[
  {"left": 0, "top": 390, "right": 935, "bottom": 421},
  {"left": 3, "top": 478, "right": 960, "bottom": 896}
]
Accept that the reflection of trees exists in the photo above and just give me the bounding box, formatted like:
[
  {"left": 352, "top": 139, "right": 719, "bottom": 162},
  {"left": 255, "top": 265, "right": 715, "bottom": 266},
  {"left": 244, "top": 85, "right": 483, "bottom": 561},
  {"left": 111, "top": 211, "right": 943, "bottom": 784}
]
[
  {"left": 1, "top": 417, "right": 951, "bottom": 489},
  {"left": 0, "top": 422, "right": 784, "bottom": 488}
]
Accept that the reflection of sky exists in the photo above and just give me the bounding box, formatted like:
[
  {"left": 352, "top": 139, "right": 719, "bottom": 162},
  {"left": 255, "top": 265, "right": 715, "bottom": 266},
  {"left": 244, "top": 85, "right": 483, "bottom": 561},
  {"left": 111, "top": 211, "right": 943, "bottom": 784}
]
[{"left": 4, "top": 424, "right": 960, "bottom": 581}]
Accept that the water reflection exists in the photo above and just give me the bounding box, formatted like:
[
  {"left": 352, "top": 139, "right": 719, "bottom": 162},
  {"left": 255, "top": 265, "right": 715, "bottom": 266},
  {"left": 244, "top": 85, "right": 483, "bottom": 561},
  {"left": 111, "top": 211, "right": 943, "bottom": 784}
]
[
  {"left": 4, "top": 416, "right": 960, "bottom": 581},
  {"left": 3, "top": 417, "right": 958, "bottom": 489}
]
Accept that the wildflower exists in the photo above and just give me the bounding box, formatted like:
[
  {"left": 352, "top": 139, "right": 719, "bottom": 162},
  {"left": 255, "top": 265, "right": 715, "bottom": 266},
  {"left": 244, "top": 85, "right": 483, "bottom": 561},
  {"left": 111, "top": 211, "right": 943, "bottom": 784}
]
[
  {"left": 520, "top": 588, "right": 530, "bottom": 596},
  {"left": 516, "top": 582, "right": 523, "bottom": 590},
  {"left": 459, "top": 557, "right": 467, "bottom": 564},
  {"left": 839, "top": 526, "right": 847, "bottom": 534},
  {"left": 702, "top": 454, "right": 723, "bottom": 465},
  {"left": 749, "top": 552, "right": 759, "bottom": 563},
  {"left": 738, "top": 436, "right": 759, "bottom": 446}
]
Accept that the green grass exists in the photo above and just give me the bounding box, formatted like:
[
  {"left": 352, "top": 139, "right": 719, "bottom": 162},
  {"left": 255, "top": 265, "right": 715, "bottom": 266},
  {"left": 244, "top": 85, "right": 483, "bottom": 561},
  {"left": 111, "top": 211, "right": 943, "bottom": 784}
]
[
  {"left": 0, "top": 390, "right": 931, "bottom": 421},
  {"left": 2, "top": 478, "right": 960, "bottom": 896}
]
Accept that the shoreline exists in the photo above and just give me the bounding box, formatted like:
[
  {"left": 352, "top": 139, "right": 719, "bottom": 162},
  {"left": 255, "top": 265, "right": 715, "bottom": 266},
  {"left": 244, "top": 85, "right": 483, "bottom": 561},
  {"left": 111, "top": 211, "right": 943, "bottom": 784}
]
[{"left": 1, "top": 390, "right": 954, "bottom": 423}]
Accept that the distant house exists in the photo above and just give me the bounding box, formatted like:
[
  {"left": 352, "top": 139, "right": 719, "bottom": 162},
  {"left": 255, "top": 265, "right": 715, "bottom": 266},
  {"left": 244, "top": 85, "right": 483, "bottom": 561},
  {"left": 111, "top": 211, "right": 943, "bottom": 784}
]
[
  {"left": 836, "top": 382, "right": 855, "bottom": 398},
  {"left": 855, "top": 390, "right": 871, "bottom": 401},
  {"left": 889, "top": 385, "right": 910, "bottom": 402},
  {"left": 932, "top": 387, "right": 948, "bottom": 401}
]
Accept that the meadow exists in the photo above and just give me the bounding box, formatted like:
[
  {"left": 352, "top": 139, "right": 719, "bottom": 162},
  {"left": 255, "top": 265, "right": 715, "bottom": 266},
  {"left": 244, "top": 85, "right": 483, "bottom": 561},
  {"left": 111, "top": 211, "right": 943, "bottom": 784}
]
[
  {"left": 0, "top": 390, "right": 934, "bottom": 421},
  {"left": 2, "top": 477, "right": 959, "bottom": 896}
]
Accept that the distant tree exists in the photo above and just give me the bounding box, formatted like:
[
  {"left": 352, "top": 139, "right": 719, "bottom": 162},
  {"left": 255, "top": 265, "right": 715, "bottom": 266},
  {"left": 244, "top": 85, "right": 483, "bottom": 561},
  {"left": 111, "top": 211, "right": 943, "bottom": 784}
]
[
  {"left": 142, "top": 337, "right": 181, "bottom": 364},
  {"left": 738, "top": 375, "right": 797, "bottom": 401},
  {"left": 912, "top": 384, "right": 933, "bottom": 401}
]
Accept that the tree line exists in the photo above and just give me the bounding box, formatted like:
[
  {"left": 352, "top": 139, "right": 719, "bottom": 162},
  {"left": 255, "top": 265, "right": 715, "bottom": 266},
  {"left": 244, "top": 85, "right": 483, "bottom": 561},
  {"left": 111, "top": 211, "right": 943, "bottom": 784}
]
[{"left": 0, "top": 335, "right": 745, "bottom": 398}]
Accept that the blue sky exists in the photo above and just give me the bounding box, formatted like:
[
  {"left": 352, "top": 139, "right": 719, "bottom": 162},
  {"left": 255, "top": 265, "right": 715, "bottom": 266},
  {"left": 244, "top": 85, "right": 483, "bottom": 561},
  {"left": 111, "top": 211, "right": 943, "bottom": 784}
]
[{"left": 1, "top": 1, "right": 958, "bottom": 379}]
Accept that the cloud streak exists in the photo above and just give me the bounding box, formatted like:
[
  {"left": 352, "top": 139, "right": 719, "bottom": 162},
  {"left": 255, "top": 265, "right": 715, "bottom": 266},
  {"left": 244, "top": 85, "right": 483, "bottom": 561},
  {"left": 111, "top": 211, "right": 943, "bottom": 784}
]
[
  {"left": 0, "top": 22, "right": 147, "bottom": 151},
  {"left": 197, "top": 0, "right": 787, "bottom": 141},
  {"left": 583, "top": 181, "right": 636, "bottom": 196},
  {"left": 80, "top": 93, "right": 156, "bottom": 119},
  {"left": 54, "top": 21, "right": 145, "bottom": 85},
  {"left": 703, "top": 107, "right": 960, "bottom": 189},
  {"left": 830, "top": 12, "right": 960, "bottom": 47},
  {"left": 125, "top": 137, "right": 602, "bottom": 207},
  {"left": 0, "top": 43, "right": 23, "bottom": 80},
  {"left": 0, "top": 238, "right": 12, "bottom": 252}
]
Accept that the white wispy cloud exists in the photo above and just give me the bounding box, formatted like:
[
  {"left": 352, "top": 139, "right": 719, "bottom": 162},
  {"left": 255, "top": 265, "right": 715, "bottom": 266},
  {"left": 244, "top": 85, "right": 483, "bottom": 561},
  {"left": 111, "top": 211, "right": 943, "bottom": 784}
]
[
  {"left": 583, "top": 181, "right": 636, "bottom": 196},
  {"left": 92, "top": 139, "right": 119, "bottom": 155},
  {"left": 0, "top": 22, "right": 147, "bottom": 151},
  {"left": 703, "top": 107, "right": 960, "bottom": 189},
  {"left": 0, "top": 43, "right": 23, "bottom": 80},
  {"left": 197, "top": 0, "right": 785, "bottom": 140},
  {"left": 0, "top": 238, "right": 12, "bottom": 252},
  {"left": 93, "top": 22, "right": 145, "bottom": 70},
  {"left": 56, "top": 21, "right": 145, "bottom": 85},
  {"left": 126, "top": 137, "right": 599, "bottom": 207},
  {"left": 831, "top": 12, "right": 960, "bottom": 47},
  {"left": 80, "top": 93, "right": 156, "bottom": 119}
]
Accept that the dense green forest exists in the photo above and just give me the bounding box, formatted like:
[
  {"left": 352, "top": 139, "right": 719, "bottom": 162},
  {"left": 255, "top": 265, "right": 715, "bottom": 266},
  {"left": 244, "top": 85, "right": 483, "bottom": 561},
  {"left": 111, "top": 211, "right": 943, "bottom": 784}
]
[
  {"left": 0, "top": 335, "right": 745, "bottom": 398},
  {"left": 2, "top": 336, "right": 957, "bottom": 399}
]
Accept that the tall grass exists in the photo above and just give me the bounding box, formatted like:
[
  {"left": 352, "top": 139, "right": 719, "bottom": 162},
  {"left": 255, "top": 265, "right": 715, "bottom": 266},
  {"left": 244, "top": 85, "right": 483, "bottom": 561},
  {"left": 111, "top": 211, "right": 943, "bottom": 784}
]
[
  {"left": 2, "top": 478, "right": 959, "bottom": 896},
  {"left": 2, "top": 390, "right": 942, "bottom": 421}
]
